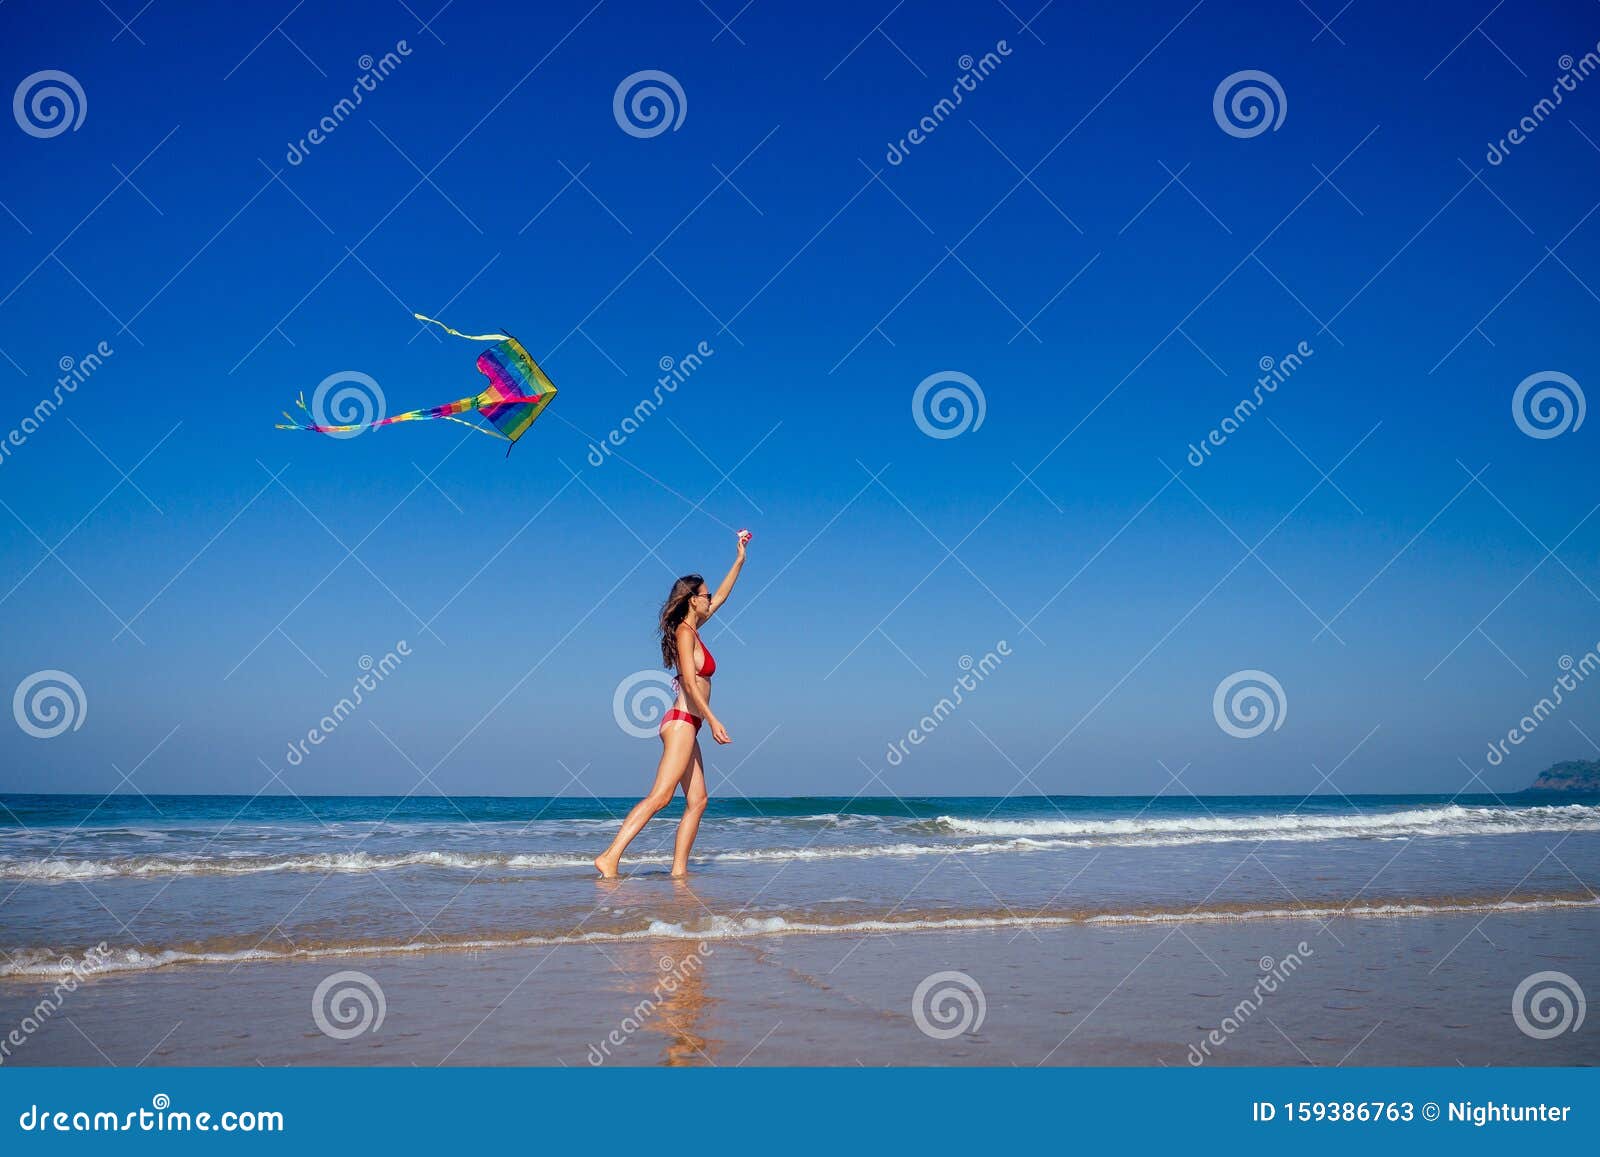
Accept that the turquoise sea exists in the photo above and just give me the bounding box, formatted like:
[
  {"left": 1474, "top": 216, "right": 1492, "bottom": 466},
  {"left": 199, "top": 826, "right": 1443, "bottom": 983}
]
[{"left": 2, "top": 791, "right": 1597, "bottom": 979}]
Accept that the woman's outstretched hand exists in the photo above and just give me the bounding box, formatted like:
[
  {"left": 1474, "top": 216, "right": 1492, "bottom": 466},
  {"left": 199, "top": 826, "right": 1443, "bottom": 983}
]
[
  {"left": 709, "top": 717, "right": 732, "bottom": 745},
  {"left": 736, "top": 528, "right": 752, "bottom": 559}
]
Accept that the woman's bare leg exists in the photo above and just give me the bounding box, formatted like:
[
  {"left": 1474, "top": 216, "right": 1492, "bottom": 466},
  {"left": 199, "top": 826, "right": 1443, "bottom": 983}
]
[
  {"left": 670, "top": 743, "right": 708, "bottom": 877},
  {"left": 595, "top": 723, "right": 698, "bottom": 878}
]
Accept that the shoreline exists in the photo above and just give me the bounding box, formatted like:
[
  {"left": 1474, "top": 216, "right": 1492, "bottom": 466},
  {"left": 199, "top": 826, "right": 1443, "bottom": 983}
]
[
  {"left": 2, "top": 904, "right": 1594, "bottom": 1067},
  {"left": 2, "top": 891, "right": 1594, "bottom": 983}
]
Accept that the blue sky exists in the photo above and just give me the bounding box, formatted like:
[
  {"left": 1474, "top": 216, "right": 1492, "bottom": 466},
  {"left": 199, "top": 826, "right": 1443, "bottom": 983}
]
[{"left": 1, "top": 0, "right": 1597, "bottom": 797}]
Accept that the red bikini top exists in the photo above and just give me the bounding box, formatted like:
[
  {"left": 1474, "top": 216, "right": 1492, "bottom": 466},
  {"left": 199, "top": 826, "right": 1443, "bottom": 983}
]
[{"left": 692, "top": 629, "right": 715, "bottom": 678}]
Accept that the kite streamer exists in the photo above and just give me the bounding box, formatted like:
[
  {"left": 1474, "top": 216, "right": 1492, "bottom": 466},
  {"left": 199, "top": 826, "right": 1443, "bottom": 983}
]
[{"left": 276, "top": 314, "right": 558, "bottom": 455}]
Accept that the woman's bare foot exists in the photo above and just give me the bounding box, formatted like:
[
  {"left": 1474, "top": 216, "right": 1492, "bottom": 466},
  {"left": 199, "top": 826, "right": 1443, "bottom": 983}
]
[
  {"left": 670, "top": 863, "right": 689, "bottom": 878},
  {"left": 594, "top": 853, "right": 619, "bottom": 879}
]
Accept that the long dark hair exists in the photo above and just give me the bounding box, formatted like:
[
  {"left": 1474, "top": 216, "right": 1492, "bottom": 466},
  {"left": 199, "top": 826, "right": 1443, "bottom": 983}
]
[{"left": 659, "top": 573, "right": 705, "bottom": 668}]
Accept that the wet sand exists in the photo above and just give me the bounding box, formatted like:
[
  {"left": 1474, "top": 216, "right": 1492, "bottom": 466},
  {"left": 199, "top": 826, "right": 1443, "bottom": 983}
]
[{"left": 3, "top": 906, "right": 1595, "bottom": 1067}]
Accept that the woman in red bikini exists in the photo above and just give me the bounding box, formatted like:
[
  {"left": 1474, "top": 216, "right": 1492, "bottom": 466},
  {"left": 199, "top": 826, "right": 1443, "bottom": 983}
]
[{"left": 594, "top": 529, "right": 750, "bottom": 879}]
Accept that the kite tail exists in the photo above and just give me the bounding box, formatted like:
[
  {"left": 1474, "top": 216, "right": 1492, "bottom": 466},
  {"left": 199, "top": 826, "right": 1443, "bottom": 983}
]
[
  {"left": 413, "top": 313, "right": 512, "bottom": 342},
  {"left": 275, "top": 393, "right": 312, "bottom": 430},
  {"left": 276, "top": 390, "right": 509, "bottom": 440}
]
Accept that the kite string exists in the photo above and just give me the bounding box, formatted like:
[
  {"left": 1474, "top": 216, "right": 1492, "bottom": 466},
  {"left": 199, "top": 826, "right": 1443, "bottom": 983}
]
[{"left": 550, "top": 410, "right": 742, "bottom": 533}]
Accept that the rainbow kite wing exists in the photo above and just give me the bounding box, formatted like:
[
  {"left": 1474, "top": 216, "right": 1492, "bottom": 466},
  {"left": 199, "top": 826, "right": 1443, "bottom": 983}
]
[
  {"left": 276, "top": 314, "right": 557, "bottom": 454},
  {"left": 475, "top": 336, "right": 557, "bottom": 449}
]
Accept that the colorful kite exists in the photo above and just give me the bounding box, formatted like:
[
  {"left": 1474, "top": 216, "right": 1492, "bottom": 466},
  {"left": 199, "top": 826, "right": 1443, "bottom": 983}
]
[{"left": 276, "top": 315, "right": 557, "bottom": 455}]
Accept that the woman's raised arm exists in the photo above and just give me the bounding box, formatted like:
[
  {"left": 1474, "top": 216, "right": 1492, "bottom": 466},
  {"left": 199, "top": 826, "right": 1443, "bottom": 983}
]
[{"left": 705, "top": 530, "right": 750, "bottom": 617}]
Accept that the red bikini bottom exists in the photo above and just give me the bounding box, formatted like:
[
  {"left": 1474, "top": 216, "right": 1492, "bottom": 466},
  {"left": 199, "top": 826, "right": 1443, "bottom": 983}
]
[{"left": 659, "top": 708, "right": 702, "bottom": 733}]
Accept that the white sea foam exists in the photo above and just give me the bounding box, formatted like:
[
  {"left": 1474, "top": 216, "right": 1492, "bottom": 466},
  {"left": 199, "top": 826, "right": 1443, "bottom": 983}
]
[
  {"left": 4, "top": 804, "right": 1596, "bottom": 880},
  {"left": 2, "top": 896, "right": 1592, "bottom": 980},
  {"left": 932, "top": 803, "right": 1600, "bottom": 840}
]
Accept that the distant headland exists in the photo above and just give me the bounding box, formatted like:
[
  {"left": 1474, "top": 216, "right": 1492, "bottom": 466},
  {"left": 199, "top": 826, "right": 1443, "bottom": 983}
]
[{"left": 1527, "top": 759, "right": 1600, "bottom": 792}]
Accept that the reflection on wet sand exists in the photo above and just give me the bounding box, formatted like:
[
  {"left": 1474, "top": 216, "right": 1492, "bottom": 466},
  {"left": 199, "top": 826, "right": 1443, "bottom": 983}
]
[{"left": 592, "top": 876, "right": 721, "bottom": 1066}]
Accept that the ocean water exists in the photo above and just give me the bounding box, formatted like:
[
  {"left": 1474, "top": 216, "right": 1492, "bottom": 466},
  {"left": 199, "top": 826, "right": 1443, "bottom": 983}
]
[{"left": 2, "top": 792, "right": 1597, "bottom": 981}]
